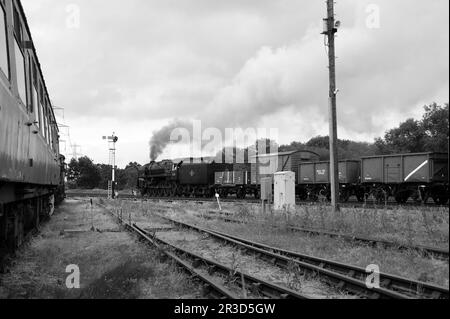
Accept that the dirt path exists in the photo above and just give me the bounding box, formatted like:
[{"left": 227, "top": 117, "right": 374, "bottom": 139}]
[{"left": 0, "top": 199, "right": 200, "bottom": 299}]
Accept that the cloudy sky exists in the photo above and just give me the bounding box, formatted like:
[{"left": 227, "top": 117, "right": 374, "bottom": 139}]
[{"left": 22, "top": 0, "right": 449, "bottom": 167}]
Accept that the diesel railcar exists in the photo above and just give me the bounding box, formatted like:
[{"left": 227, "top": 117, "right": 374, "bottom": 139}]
[{"left": 1, "top": 0, "right": 64, "bottom": 258}]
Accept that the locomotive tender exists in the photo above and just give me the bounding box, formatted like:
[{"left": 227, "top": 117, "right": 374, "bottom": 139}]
[{"left": 1, "top": 0, "right": 65, "bottom": 257}]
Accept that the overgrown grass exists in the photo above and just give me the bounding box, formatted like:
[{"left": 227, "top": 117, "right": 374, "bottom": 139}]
[
  {"left": 110, "top": 199, "right": 449, "bottom": 288},
  {"left": 0, "top": 199, "right": 200, "bottom": 299}
]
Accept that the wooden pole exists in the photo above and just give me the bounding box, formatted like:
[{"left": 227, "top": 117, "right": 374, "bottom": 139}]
[{"left": 325, "top": 0, "right": 340, "bottom": 212}]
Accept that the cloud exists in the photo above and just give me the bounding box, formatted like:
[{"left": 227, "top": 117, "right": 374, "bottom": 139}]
[
  {"left": 199, "top": 0, "right": 449, "bottom": 136},
  {"left": 21, "top": 0, "right": 449, "bottom": 166}
]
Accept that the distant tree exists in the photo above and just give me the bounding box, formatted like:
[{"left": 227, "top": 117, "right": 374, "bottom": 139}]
[
  {"left": 290, "top": 136, "right": 377, "bottom": 160},
  {"left": 97, "top": 164, "right": 112, "bottom": 189},
  {"left": 422, "top": 103, "right": 449, "bottom": 152},
  {"left": 306, "top": 136, "right": 330, "bottom": 150},
  {"left": 383, "top": 119, "right": 426, "bottom": 153},
  {"left": 76, "top": 157, "right": 101, "bottom": 189},
  {"left": 67, "top": 158, "right": 81, "bottom": 184},
  {"left": 374, "top": 103, "right": 449, "bottom": 154},
  {"left": 122, "top": 162, "right": 142, "bottom": 189}
]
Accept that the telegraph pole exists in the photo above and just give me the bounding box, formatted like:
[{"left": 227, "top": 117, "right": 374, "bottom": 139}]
[{"left": 323, "top": 0, "right": 340, "bottom": 212}]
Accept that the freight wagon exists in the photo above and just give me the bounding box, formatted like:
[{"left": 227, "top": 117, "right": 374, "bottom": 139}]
[
  {"left": 214, "top": 163, "right": 253, "bottom": 199},
  {"left": 213, "top": 150, "right": 321, "bottom": 199},
  {"left": 298, "top": 160, "right": 361, "bottom": 201},
  {"left": 251, "top": 150, "right": 321, "bottom": 185},
  {"left": 361, "top": 152, "right": 449, "bottom": 204}
]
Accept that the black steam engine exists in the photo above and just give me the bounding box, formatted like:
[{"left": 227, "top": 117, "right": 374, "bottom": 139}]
[{"left": 139, "top": 159, "right": 233, "bottom": 198}]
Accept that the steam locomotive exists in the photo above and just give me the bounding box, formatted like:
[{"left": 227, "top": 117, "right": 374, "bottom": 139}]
[{"left": 1, "top": 0, "right": 66, "bottom": 258}]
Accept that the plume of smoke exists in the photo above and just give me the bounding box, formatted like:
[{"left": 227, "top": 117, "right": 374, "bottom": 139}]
[{"left": 149, "top": 120, "right": 193, "bottom": 161}]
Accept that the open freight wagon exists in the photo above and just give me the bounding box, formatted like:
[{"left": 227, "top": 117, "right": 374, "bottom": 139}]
[
  {"left": 361, "top": 152, "right": 448, "bottom": 204},
  {"left": 298, "top": 160, "right": 361, "bottom": 201}
]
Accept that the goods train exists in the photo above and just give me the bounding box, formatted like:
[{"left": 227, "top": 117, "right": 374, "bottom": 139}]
[
  {"left": 138, "top": 151, "right": 449, "bottom": 205},
  {"left": 138, "top": 150, "right": 321, "bottom": 199},
  {"left": 0, "top": 0, "right": 66, "bottom": 259}
]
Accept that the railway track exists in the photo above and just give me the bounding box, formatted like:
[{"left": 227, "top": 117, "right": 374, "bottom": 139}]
[
  {"left": 198, "top": 212, "right": 450, "bottom": 261},
  {"left": 98, "top": 203, "right": 309, "bottom": 299},
  {"left": 156, "top": 214, "right": 449, "bottom": 299},
  {"left": 66, "top": 193, "right": 446, "bottom": 209}
]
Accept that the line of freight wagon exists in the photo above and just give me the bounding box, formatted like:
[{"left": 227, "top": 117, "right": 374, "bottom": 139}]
[{"left": 137, "top": 151, "right": 448, "bottom": 205}]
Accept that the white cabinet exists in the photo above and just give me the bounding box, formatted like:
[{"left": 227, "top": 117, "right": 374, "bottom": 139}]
[{"left": 274, "top": 171, "right": 296, "bottom": 211}]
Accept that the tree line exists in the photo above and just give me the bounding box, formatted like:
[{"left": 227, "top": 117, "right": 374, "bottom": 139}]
[
  {"left": 67, "top": 103, "right": 448, "bottom": 190},
  {"left": 67, "top": 159, "right": 141, "bottom": 190}
]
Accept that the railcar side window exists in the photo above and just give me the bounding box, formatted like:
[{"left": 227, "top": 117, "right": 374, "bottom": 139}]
[
  {"left": 46, "top": 101, "right": 52, "bottom": 145},
  {"left": 39, "top": 84, "right": 45, "bottom": 137},
  {"left": 13, "top": 8, "right": 26, "bottom": 104},
  {"left": 28, "top": 56, "right": 33, "bottom": 112},
  {"left": 14, "top": 40, "right": 26, "bottom": 103},
  {"left": 43, "top": 103, "right": 49, "bottom": 143},
  {"left": 32, "top": 63, "right": 39, "bottom": 125},
  {"left": 0, "top": 4, "right": 8, "bottom": 78}
]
